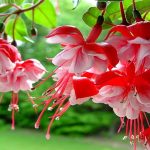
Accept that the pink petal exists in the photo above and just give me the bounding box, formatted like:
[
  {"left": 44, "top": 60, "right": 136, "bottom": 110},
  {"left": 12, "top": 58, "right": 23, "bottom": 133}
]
[
  {"left": 135, "top": 76, "right": 150, "bottom": 105},
  {"left": 69, "top": 48, "right": 93, "bottom": 73},
  {"left": 52, "top": 46, "right": 80, "bottom": 65},
  {"left": 87, "top": 57, "right": 107, "bottom": 74},
  {"left": 46, "top": 26, "right": 84, "bottom": 45}
]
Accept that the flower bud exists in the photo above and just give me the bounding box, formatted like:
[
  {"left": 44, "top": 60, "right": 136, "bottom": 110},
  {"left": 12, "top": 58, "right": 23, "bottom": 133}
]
[
  {"left": 133, "top": 9, "right": 144, "bottom": 21},
  {"left": 97, "top": 2, "right": 107, "bottom": 10},
  {"left": 31, "top": 27, "right": 38, "bottom": 36},
  {"left": 11, "top": 40, "right": 17, "bottom": 47},
  {"left": 97, "top": 15, "right": 104, "bottom": 25},
  {"left": 0, "top": 22, "right": 5, "bottom": 33},
  {"left": 3, "top": 32, "right": 7, "bottom": 40}
]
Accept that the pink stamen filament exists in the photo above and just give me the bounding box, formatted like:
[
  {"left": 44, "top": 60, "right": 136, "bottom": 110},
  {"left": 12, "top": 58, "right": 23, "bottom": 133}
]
[
  {"left": 134, "top": 119, "right": 137, "bottom": 150},
  {"left": 35, "top": 73, "right": 71, "bottom": 129},
  {"left": 129, "top": 120, "right": 133, "bottom": 141},
  {"left": 11, "top": 92, "right": 18, "bottom": 130},
  {"left": 46, "top": 96, "right": 68, "bottom": 139},
  {"left": 118, "top": 117, "right": 124, "bottom": 133}
]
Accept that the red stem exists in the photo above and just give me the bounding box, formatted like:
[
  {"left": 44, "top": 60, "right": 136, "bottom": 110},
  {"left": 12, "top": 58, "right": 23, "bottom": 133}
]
[{"left": 120, "top": 1, "right": 129, "bottom": 25}]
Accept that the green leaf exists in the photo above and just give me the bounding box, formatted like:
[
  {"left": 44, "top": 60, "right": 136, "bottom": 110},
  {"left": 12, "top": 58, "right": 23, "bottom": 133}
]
[
  {"left": 0, "top": 4, "right": 11, "bottom": 13},
  {"left": 23, "top": 0, "right": 56, "bottom": 28},
  {"left": 126, "top": 0, "right": 150, "bottom": 23},
  {"left": 83, "top": 7, "right": 100, "bottom": 27},
  {"left": 105, "top": 1, "right": 132, "bottom": 20},
  {"left": 5, "top": 17, "right": 33, "bottom": 42},
  {"left": 0, "top": 0, "right": 24, "bottom": 5},
  {"left": 145, "top": 12, "right": 150, "bottom": 21},
  {"left": 15, "top": 0, "right": 24, "bottom": 5},
  {"left": 82, "top": 7, "right": 113, "bottom": 29}
]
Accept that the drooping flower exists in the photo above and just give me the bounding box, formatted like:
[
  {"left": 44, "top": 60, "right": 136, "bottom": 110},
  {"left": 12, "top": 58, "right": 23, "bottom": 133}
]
[
  {"left": 0, "top": 39, "right": 46, "bottom": 129},
  {"left": 46, "top": 24, "right": 118, "bottom": 74},
  {"left": 93, "top": 62, "right": 150, "bottom": 149},
  {"left": 35, "top": 67, "right": 98, "bottom": 139},
  {"left": 94, "top": 62, "right": 150, "bottom": 118},
  {"left": 106, "top": 21, "right": 150, "bottom": 70}
]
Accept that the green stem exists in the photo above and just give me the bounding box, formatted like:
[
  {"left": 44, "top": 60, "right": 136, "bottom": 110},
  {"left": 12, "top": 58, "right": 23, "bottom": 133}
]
[
  {"left": 12, "top": 15, "right": 19, "bottom": 41},
  {"left": 1, "top": 0, "right": 45, "bottom": 22}
]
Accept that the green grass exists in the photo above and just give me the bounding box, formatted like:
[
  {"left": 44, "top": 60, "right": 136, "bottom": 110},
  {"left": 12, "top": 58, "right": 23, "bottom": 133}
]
[{"left": 0, "top": 127, "right": 140, "bottom": 150}]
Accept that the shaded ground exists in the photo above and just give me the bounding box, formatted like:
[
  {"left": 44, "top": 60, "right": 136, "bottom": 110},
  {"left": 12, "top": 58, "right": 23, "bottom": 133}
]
[{"left": 0, "top": 127, "right": 143, "bottom": 150}]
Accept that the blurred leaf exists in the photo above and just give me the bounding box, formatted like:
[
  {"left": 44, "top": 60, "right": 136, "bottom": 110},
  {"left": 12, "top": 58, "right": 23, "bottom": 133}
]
[
  {"left": 82, "top": 7, "right": 113, "bottom": 29},
  {"left": 0, "top": 0, "right": 24, "bottom": 5},
  {"left": 5, "top": 17, "right": 33, "bottom": 42},
  {"left": 23, "top": 0, "right": 56, "bottom": 28},
  {"left": 145, "top": 12, "right": 150, "bottom": 20},
  {"left": 126, "top": 0, "right": 150, "bottom": 23},
  {"left": 83, "top": 7, "right": 100, "bottom": 27},
  {"left": 105, "top": 0, "right": 142, "bottom": 20},
  {"left": 0, "top": 4, "right": 11, "bottom": 13},
  {"left": 14, "top": 0, "right": 24, "bottom": 5}
]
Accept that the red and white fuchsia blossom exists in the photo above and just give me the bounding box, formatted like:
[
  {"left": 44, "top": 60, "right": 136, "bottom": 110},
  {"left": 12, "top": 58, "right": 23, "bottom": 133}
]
[
  {"left": 46, "top": 24, "right": 118, "bottom": 74},
  {"left": 35, "top": 20, "right": 150, "bottom": 149},
  {"left": 0, "top": 39, "right": 46, "bottom": 129},
  {"left": 0, "top": 0, "right": 150, "bottom": 150},
  {"left": 93, "top": 62, "right": 150, "bottom": 119},
  {"left": 106, "top": 21, "right": 150, "bottom": 70},
  {"left": 1, "top": 7, "right": 150, "bottom": 149}
]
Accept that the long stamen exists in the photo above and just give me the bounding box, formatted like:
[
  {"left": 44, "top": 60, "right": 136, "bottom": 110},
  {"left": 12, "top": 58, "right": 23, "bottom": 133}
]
[
  {"left": 35, "top": 73, "right": 71, "bottom": 129},
  {"left": 46, "top": 96, "right": 67, "bottom": 139},
  {"left": 32, "top": 67, "right": 58, "bottom": 90},
  {"left": 140, "top": 112, "right": 144, "bottom": 131},
  {"left": 11, "top": 92, "right": 18, "bottom": 130},
  {"left": 56, "top": 101, "right": 70, "bottom": 117},
  {"left": 118, "top": 117, "right": 124, "bottom": 133},
  {"left": 134, "top": 119, "right": 137, "bottom": 150},
  {"left": 130, "top": 119, "right": 133, "bottom": 141}
]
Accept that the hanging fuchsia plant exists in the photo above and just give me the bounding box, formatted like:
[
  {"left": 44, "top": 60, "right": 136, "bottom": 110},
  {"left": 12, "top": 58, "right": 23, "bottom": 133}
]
[{"left": 0, "top": 0, "right": 150, "bottom": 150}]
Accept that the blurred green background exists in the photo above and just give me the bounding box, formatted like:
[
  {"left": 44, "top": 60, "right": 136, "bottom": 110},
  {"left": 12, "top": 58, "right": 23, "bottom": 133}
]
[{"left": 0, "top": 0, "right": 142, "bottom": 150}]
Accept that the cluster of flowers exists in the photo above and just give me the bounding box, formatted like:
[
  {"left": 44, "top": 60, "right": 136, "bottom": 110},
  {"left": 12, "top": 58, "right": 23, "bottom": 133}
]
[
  {"left": 0, "top": 39, "right": 46, "bottom": 129},
  {"left": 34, "top": 20, "right": 150, "bottom": 149},
  {"left": 0, "top": 12, "right": 150, "bottom": 150}
]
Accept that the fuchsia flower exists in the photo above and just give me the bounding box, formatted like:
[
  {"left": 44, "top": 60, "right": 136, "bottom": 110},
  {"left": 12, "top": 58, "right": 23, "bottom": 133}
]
[
  {"left": 0, "top": 39, "right": 46, "bottom": 129},
  {"left": 46, "top": 24, "right": 118, "bottom": 73},
  {"left": 35, "top": 67, "right": 98, "bottom": 139},
  {"left": 35, "top": 21, "right": 120, "bottom": 139},
  {"left": 93, "top": 62, "right": 150, "bottom": 118},
  {"left": 93, "top": 62, "right": 150, "bottom": 149},
  {"left": 0, "top": 39, "right": 21, "bottom": 74},
  {"left": 106, "top": 21, "right": 150, "bottom": 70}
]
